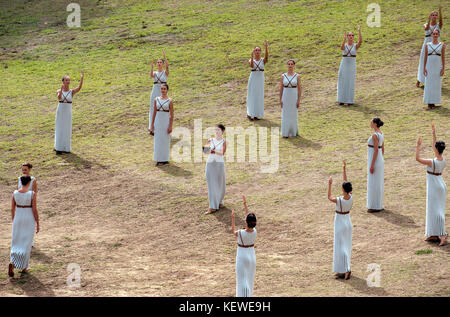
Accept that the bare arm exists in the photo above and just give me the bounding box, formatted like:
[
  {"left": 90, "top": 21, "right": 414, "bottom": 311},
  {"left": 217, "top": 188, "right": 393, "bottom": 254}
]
[
  {"left": 439, "top": 5, "right": 443, "bottom": 28},
  {"left": 11, "top": 195, "right": 16, "bottom": 221},
  {"left": 441, "top": 44, "right": 446, "bottom": 77},
  {"left": 212, "top": 140, "right": 226, "bottom": 156},
  {"left": 342, "top": 160, "right": 347, "bottom": 182},
  {"left": 370, "top": 134, "right": 379, "bottom": 173},
  {"left": 150, "top": 61, "right": 154, "bottom": 78},
  {"left": 164, "top": 50, "right": 169, "bottom": 76},
  {"left": 249, "top": 51, "right": 254, "bottom": 68},
  {"left": 168, "top": 100, "right": 174, "bottom": 134},
  {"left": 341, "top": 32, "right": 347, "bottom": 50},
  {"left": 32, "top": 192, "right": 39, "bottom": 233},
  {"left": 150, "top": 100, "right": 157, "bottom": 131},
  {"left": 72, "top": 71, "right": 84, "bottom": 94},
  {"left": 296, "top": 76, "right": 302, "bottom": 108},
  {"left": 279, "top": 75, "right": 284, "bottom": 107},
  {"left": 263, "top": 39, "right": 268, "bottom": 64},
  {"left": 425, "top": 14, "right": 431, "bottom": 30},
  {"left": 57, "top": 87, "right": 63, "bottom": 100},
  {"left": 424, "top": 45, "right": 429, "bottom": 76},
  {"left": 242, "top": 195, "right": 249, "bottom": 217},
  {"left": 431, "top": 124, "right": 439, "bottom": 157},
  {"left": 32, "top": 179, "right": 37, "bottom": 193},
  {"left": 356, "top": 25, "right": 362, "bottom": 49},
  {"left": 416, "top": 136, "right": 433, "bottom": 167},
  {"left": 328, "top": 177, "right": 337, "bottom": 203}
]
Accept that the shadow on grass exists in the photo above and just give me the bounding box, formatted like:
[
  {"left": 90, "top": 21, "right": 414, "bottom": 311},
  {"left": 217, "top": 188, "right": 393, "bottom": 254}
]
[
  {"left": 284, "top": 135, "right": 322, "bottom": 149},
  {"left": 11, "top": 273, "right": 56, "bottom": 297},
  {"left": 59, "top": 152, "right": 108, "bottom": 170},
  {"left": 158, "top": 162, "right": 193, "bottom": 177},
  {"left": 442, "top": 87, "right": 450, "bottom": 97},
  {"left": 368, "top": 209, "right": 418, "bottom": 228},
  {"left": 427, "top": 105, "right": 450, "bottom": 117},
  {"left": 344, "top": 103, "right": 384, "bottom": 116},
  {"left": 337, "top": 275, "right": 389, "bottom": 296},
  {"left": 30, "top": 248, "right": 52, "bottom": 264},
  {"left": 253, "top": 118, "right": 281, "bottom": 129},
  {"left": 211, "top": 206, "right": 245, "bottom": 228}
]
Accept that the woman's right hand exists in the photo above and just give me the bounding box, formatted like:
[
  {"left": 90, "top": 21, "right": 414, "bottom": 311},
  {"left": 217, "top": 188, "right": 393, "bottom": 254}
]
[
  {"left": 36, "top": 222, "right": 40, "bottom": 234},
  {"left": 424, "top": 69, "right": 428, "bottom": 77},
  {"left": 280, "top": 100, "right": 283, "bottom": 108}
]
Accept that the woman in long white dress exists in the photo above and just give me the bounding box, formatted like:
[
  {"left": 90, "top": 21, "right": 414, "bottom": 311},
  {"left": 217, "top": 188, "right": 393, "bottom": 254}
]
[
  {"left": 367, "top": 118, "right": 385, "bottom": 212},
  {"left": 8, "top": 176, "right": 40, "bottom": 278},
  {"left": 150, "top": 83, "right": 173, "bottom": 166},
  {"left": 279, "top": 59, "right": 302, "bottom": 138},
  {"left": 232, "top": 195, "right": 257, "bottom": 297},
  {"left": 246, "top": 40, "right": 268, "bottom": 121},
  {"left": 417, "top": 5, "right": 443, "bottom": 87},
  {"left": 423, "top": 29, "right": 446, "bottom": 109},
  {"left": 18, "top": 162, "right": 37, "bottom": 248},
  {"left": 54, "top": 72, "right": 84, "bottom": 154},
  {"left": 337, "top": 26, "right": 362, "bottom": 106},
  {"left": 415, "top": 124, "right": 447, "bottom": 246},
  {"left": 204, "top": 124, "right": 227, "bottom": 215},
  {"left": 328, "top": 160, "right": 352, "bottom": 280},
  {"left": 149, "top": 50, "right": 169, "bottom": 134}
]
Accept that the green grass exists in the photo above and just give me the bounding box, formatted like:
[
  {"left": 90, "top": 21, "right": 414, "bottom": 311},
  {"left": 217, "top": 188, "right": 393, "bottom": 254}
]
[{"left": 0, "top": 0, "right": 449, "bottom": 297}]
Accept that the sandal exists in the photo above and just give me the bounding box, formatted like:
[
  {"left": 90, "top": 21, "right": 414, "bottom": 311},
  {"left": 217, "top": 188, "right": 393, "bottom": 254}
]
[
  {"left": 8, "top": 263, "right": 14, "bottom": 278},
  {"left": 345, "top": 271, "right": 351, "bottom": 280},
  {"left": 204, "top": 209, "right": 218, "bottom": 215}
]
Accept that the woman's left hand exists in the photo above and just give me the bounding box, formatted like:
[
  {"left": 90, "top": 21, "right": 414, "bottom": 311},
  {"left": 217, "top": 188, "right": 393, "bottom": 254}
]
[
  {"left": 370, "top": 166, "right": 375, "bottom": 174},
  {"left": 167, "top": 126, "right": 172, "bottom": 134},
  {"left": 440, "top": 68, "right": 445, "bottom": 76}
]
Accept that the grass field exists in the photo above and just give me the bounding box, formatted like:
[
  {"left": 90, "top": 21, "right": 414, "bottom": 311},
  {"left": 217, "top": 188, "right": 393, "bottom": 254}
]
[{"left": 0, "top": 0, "right": 449, "bottom": 296}]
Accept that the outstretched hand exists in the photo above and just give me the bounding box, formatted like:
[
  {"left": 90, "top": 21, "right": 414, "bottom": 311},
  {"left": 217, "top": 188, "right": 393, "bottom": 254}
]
[
  {"left": 343, "top": 160, "right": 346, "bottom": 168},
  {"left": 328, "top": 176, "right": 333, "bottom": 185},
  {"left": 417, "top": 136, "right": 422, "bottom": 147}
]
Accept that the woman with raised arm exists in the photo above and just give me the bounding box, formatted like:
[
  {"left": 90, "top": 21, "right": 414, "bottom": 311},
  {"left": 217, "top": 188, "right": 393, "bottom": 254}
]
[
  {"left": 367, "top": 118, "right": 385, "bottom": 212},
  {"left": 246, "top": 40, "right": 268, "bottom": 121},
  {"left": 54, "top": 71, "right": 84, "bottom": 154},
  {"left": 8, "top": 176, "right": 40, "bottom": 278},
  {"left": 149, "top": 50, "right": 169, "bottom": 134},
  {"left": 204, "top": 124, "right": 227, "bottom": 215},
  {"left": 423, "top": 29, "right": 445, "bottom": 109},
  {"left": 415, "top": 124, "right": 447, "bottom": 246},
  {"left": 279, "top": 59, "right": 302, "bottom": 138},
  {"left": 150, "top": 83, "right": 174, "bottom": 166},
  {"left": 417, "top": 5, "right": 443, "bottom": 87},
  {"left": 328, "top": 160, "right": 353, "bottom": 280},
  {"left": 232, "top": 195, "right": 257, "bottom": 297},
  {"left": 337, "top": 26, "right": 362, "bottom": 106}
]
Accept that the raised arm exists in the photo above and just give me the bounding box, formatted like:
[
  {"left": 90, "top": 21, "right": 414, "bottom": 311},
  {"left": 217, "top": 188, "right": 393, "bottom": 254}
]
[
  {"left": 431, "top": 124, "right": 439, "bottom": 157},
  {"left": 150, "top": 61, "right": 154, "bottom": 78},
  {"left": 356, "top": 25, "right": 362, "bottom": 49},
  {"left": 328, "top": 177, "right": 337, "bottom": 203},
  {"left": 163, "top": 50, "right": 169, "bottom": 76},
  {"left": 341, "top": 32, "right": 347, "bottom": 50},
  {"left": 263, "top": 39, "right": 269, "bottom": 64},
  {"left": 439, "top": 4, "right": 443, "bottom": 28},
  {"left": 425, "top": 13, "right": 431, "bottom": 30},
  {"left": 231, "top": 210, "right": 238, "bottom": 237},
  {"left": 32, "top": 192, "right": 40, "bottom": 233},
  {"left": 72, "top": 71, "right": 84, "bottom": 94},
  {"left": 242, "top": 195, "right": 249, "bottom": 217},
  {"left": 249, "top": 50, "right": 254, "bottom": 68},
  {"left": 416, "top": 136, "right": 433, "bottom": 167},
  {"left": 57, "top": 84, "right": 63, "bottom": 100},
  {"left": 342, "top": 160, "right": 347, "bottom": 182}
]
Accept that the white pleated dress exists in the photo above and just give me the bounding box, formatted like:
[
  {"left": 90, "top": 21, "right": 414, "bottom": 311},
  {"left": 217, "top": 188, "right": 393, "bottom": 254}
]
[
  {"left": 10, "top": 191, "right": 36, "bottom": 270},
  {"left": 333, "top": 195, "right": 353, "bottom": 274},
  {"left": 423, "top": 42, "right": 443, "bottom": 104},
  {"left": 281, "top": 73, "right": 299, "bottom": 137},
  {"left": 367, "top": 132, "right": 384, "bottom": 210},
  {"left": 153, "top": 97, "right": 171, "bottom": 162},
  {"left": 205, "top": 138, "right": 226, "bottom": 210},
  {"left": 236, "top": 228, "right": 257, "bottom": 297},
  {"left": 18, "top": 176, "right": 36, "bottom": 246},
  {"left": 425, "top": 159, "right": 447, "bottom": 237},
  {"left": 149, "top": 70, "right": 167, "bottom": 129},
  {"left": 54, "top": 89, "right": 73, "bottom": 152},
  {"left": 337, "top": 44, "right": 357, "bottom": 104},
  {"left": 417, "top": 24, "right": 441, "bottom": 83},
  {"left": 246, "top": 59, "right": 265, "bottom": 118}
]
